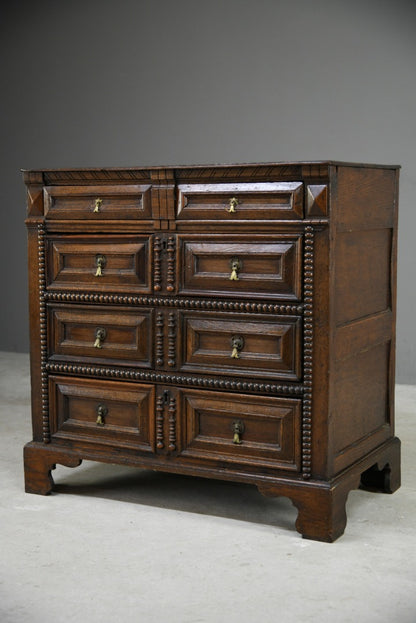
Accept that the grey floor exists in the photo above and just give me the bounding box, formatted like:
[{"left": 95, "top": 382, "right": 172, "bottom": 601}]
[{"left": 1, "top": 352, "right": 415, "bottom": 623}]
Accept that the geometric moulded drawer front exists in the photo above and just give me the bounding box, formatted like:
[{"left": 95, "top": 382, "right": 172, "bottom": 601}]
[
  {"left": 179, "top": 311, "right": 302, "bottom": 380},
  {"left": 177, "top": 182, "right": 303, "bottom": 220},
  {"left": 44, "top": 185, "right": 152, "bottom": 220},
  {"left": 179, "top": 235, "right": 302, "bottom": 300},
  {"left": 48, "top": 376, "right": 155, "bottom": 452},
  {"left": 48, "top": 305, "right": 153, "bottom": 368},
  {"left": 178, "top": 389, "right": 301, "bottom": 472},
  {"left": 46, "top": 236, "right": 152, "bottom": 293}
]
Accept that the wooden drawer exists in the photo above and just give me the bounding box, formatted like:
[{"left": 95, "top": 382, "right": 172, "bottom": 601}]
[
  {"left": 48, "top": 304, "right": 153, "bottom": 367},
  {"left": 46, "top": 235, "right": 152, "bottom": 293},
  {"left": 177, "top": 182, "right": 303, "bottom": 220},
  {"left": 49, "top": 376, "right": 155, "bottom": 451},
  {"left": 179, "top": 311, "right": 301, "bottom": 380},
  {"left": 178, "top": 389, "right": 301, "bottom": 472},
  {"left": 44, "top": 185, "right": 152, "bottom": 220},
  {"left": 179, "top": 234, "right": 302, "bottom": 300}
]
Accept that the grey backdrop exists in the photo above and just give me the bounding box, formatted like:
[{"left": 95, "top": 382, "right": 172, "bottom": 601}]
[{"left": 1, "top": 0, "right": 415, "bottom": 383}]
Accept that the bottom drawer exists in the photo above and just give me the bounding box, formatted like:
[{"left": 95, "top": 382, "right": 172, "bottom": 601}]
[
  {"left": 178, "top": 389, "right": 301, "bottom": 472},
  {"left": 49, "top": 376, "right": 155, "bottom": 452}
]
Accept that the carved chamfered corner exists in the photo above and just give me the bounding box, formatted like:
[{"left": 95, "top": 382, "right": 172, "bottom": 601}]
[
  {"left": 23, "top": 171, "right": 45, "bottom": 217},
  {"left": 306, "top": 185, "right": 328, "bottom": 217},
  {"left": 26, "top": 186, "right": 44, "bottom": 216}
]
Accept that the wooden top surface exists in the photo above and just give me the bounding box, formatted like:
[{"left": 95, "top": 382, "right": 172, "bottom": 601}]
[
  {"left": 22, "top": 160, "right": 400, "bottom": 174},
  {"left": 22, "top": 161, "right": 400, "bottom": 186}
]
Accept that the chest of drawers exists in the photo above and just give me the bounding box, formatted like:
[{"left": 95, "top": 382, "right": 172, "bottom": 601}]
[{"left": 23, "top": 161, "right": 401, "bottom": 541}]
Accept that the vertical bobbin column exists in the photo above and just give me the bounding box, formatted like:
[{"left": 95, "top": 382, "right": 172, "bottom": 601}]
[
  {"left": 302, "top": 225, "right": 314, "bottom": 479},
  {"left": 153, "top": 236, "right": 163, "bottom": 292},
  {"left": 156, "top": 393, "right": 165, "bottom": 450},
  {"left": 38, "top": 224, "right": 50, "bottom": 444},
  {"left": 166, "top": 236, "right": 176, "bottom": 292},
  {"left": 168, "top": 395, "right": 177, "bottom": 451}
]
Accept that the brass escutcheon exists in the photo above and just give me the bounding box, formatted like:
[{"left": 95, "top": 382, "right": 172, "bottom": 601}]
[
  {"left": 96, "top": 403, "right": 108, "bottom": 426},
  {"left": 94, "top": 327, "right": 107, "bottom": 349},
  {"left": 95, "top": 254, "right": 106, "bottom": 277},
  {"left": 231, "top": 335, "right": 244, "bottom": 359},
  {"left": 228, "top": 197, "right": 238, "bottom": 213},
  {"left": 229, "top": 257, "right": 241, "bottom": 281},
  {"left": 232, "top": 420, "right": 245, "bottom": 444},
  {"left": 93, "top": 198, "right": 103, "bottom": 213}
]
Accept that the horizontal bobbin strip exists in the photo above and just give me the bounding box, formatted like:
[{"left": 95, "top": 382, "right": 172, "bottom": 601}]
[
  {"left": 46, "top": 362, "right": 304, "bottom": 396},
  {"left": 44, "top": 292, "right": 303, "bottom": 315}
]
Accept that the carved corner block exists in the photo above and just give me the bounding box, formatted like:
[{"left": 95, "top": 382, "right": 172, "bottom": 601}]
[
  {"left": 27, "top": 187, "right": 44, "bottom": 217},
  {"left": 306, "top": 185, "right": 328, "bottom": 217}
]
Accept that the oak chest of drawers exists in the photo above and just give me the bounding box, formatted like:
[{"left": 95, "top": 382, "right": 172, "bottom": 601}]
[{"left": 23, "top": 161, "right": 401, "bottom": 541}]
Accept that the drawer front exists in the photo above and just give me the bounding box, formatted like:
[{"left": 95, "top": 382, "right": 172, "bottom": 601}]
[
  {"left": 48, "top": 305, "right": 153, "bottom": 367},
  {"left": 44, "top": 185, "right": 152, "bottom": 220},
  {"left": 178, "top": 389, "right": 301, "bottom": 472},
  {"left": 180, "top": 235, "right": 302, "bottom": 300},
  {"left": 180, "top": 312, "right": 301, "bottom": 380},
  {"left": 49, "top": 375, "right": 155, "bottom": 451},
  {"left": 47, "top": 236, "right": 152, "bottom": 293},
  {"left": 177, "top": 182, "right": 303, "bottom": 220}
]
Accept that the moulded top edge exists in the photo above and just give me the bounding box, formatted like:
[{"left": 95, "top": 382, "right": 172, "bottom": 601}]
[{"left": 21, "top": 160, "right": 401, "bottom": 175}]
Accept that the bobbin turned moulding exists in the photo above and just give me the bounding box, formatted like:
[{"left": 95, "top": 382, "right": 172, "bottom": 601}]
[{"left": 23, "top": 161, "right": 401, "bottom": 541}]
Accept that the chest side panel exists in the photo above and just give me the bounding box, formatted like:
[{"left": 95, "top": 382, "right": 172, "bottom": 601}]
[{"left": 329, "top": 166, "right": 398, "bottom": 474}]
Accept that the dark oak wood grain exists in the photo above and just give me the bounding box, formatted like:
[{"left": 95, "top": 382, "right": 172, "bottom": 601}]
[
  {"left": 23, "top": 161, "right": 401, "bottom": 541},
  {"left": 177, "top": 181, "right": 303, "bottom": 220},
  {"left": 178, "top": 389, "right": 302, "bottom": 472},
  {"left": 48, "top": 304, "right": 153, "bottom": 368},
  {"left": 44, "top": 185, "right": 152, "bottom": 220},
  {"left": 49, "top": 375, "right": 155, "bottom": 452},
  {"left": 179, "top": 234, "right": 302, "bottom": 300},
  {"left": 47, "top": 235, "right": 152, "bottom": 293},
  {"left": 179, "top": 311, "right": 301, "bottom": 380}
]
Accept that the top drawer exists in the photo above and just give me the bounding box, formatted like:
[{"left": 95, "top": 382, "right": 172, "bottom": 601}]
[
  {"left": 177, "top": 182, "right": 303, "bottom": 220},
  {"left": 44, "top": 185, "right": 152, "bottom": 220}
]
